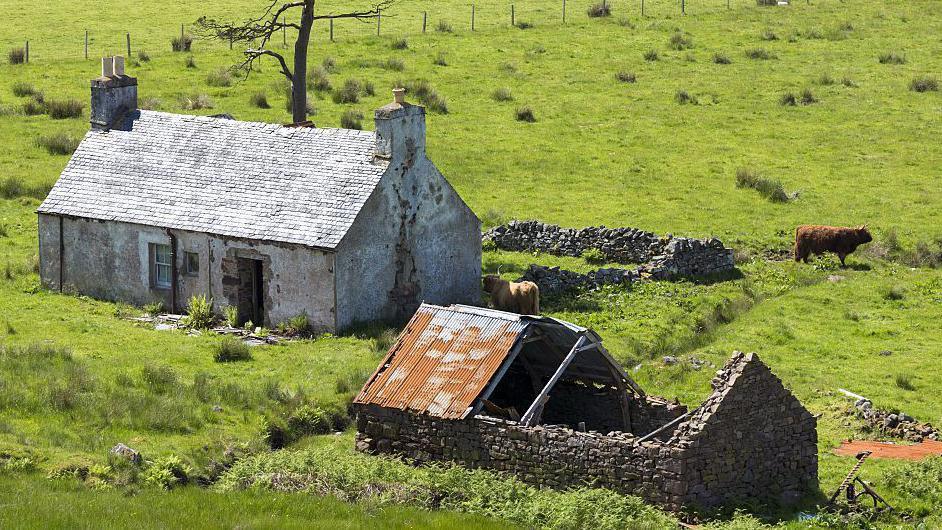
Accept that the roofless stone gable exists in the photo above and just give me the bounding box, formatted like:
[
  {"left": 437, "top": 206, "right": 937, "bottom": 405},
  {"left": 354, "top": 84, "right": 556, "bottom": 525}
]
[
  {"left": 355, "top": 346, "right": 818, "bottom": 512},
  {"left": 671, "top": 352, "right": 818, "bottom": 507}
]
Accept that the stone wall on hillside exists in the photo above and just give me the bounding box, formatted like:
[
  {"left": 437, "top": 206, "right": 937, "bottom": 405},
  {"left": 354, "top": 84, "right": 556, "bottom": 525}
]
[
  {"left": 485, "top": 221, "right": 735, "bottom": 295},
  {"left": 355, "top": 351, "right": 818, "bottom": 511}
]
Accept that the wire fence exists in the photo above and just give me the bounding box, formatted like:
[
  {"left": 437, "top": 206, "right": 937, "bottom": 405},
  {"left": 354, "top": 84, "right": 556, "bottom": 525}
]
[{"left": 4, "top": 0, "right": 808, "bottom": 65}]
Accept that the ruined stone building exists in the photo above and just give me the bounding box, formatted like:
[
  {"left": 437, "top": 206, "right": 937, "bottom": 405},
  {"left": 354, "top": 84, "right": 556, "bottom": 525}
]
[
  {"left": 37, "top": 57, "right": 481, "bottom": 331},
  {"left": 354, "top": 304, "right": 818, "bottom": 510}
]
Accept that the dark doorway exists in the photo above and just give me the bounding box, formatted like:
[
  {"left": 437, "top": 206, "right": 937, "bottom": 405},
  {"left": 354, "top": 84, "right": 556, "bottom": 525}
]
[{"left": 237, "top": 258, "right": 264, "bottom": 326}]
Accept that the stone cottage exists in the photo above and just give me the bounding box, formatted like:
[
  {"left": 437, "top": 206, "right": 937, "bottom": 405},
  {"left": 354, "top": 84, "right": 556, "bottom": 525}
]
[
  {"left": 37, "top": 57, "right": 481, "bottom": 331},
  {"left": 354, "top": 303, "right": 818, "bottom": 511}
]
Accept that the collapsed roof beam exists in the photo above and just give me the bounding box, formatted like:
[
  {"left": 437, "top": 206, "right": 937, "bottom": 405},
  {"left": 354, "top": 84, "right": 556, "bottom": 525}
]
[{"left": 520, "top": 334, "right": 587, "bottom": 426}]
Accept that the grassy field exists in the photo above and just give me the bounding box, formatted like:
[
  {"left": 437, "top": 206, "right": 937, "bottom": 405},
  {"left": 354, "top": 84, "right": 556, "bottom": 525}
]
[{"left": 1, "top": 0, "right": 942, "bottom": 527}]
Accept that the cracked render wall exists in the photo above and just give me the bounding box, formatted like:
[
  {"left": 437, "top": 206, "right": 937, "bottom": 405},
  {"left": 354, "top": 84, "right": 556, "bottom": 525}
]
[{"left": 354, "top": 351, "right": 817, "bottom": 511}]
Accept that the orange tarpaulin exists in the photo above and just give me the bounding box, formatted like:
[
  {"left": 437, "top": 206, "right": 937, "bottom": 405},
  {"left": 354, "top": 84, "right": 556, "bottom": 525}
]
[{"left": 835, "top": 440, "right": 942, "bottom": 460}]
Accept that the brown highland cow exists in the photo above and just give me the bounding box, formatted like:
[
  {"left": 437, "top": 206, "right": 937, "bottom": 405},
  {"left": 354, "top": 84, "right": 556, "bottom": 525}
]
[
  {"left": 482, "top": 275, "right": 540, "bottom": 315},
  {"left": 794, "top": 225, "right": 872, "bottom": 266}
]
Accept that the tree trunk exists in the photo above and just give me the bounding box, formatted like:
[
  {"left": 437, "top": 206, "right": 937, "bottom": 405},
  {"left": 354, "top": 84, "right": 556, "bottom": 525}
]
[{"left": 291, "top": 0, "right": 315, "bottom": 123}]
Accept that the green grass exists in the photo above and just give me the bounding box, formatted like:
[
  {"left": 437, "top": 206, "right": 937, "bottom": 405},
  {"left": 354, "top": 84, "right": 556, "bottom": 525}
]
[
  {"left": 0, "top": 0, "right": 941, "bottom": 526},
  {"left": 0, "top": 473, "right": 512, "bottom": 530}
]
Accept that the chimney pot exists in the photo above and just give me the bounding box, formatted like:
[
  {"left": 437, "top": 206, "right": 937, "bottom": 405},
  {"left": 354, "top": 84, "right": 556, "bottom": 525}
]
[
  {"left": 393, "top": 88, "right": 406, "bottom": 105},
  {"left": 101, "top": 56, "right": 114, "bottom": 77},
  {"left": 113, "top": 56, "right": 125, "bottom": 76}
]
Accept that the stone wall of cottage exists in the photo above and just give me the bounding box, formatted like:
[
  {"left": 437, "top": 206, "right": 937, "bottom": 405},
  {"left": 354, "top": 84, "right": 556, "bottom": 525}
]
[
  {"left": 484, "top": 221, "right": 735, "bottom": 295},
  {"left": 354, "top": 352, "right": 817, "bottom": 511}
]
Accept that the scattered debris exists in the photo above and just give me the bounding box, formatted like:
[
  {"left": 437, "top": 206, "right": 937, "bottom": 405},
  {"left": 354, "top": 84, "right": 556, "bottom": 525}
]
[
  {"left": 129, "top": 313, "right": 286, "bottom": 345},
  {"left": 827, "top": 274, "right": 846, "bottom": 283},
  {"left": 879, "top": 350, "right": 893, "bottom": 356},
  {"left": 663, "top": 355, "right": 679, "bottom": 365},
  {"left": 837, "top": 388, "right": 938, "bottom": 442}
]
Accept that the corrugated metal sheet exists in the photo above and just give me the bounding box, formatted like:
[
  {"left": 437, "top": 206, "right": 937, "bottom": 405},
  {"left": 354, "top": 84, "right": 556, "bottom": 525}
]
[{"left": 354, "top": 304, "right": 526, "bottom": 419}]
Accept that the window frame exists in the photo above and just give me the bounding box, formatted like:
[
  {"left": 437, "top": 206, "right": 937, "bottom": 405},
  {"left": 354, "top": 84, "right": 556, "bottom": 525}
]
[
  {"left": 184, "top": 251, "right": 200, "bottom": 276},
  {"left": 152, "top": 243, "right": 172, "bottom": 289}
]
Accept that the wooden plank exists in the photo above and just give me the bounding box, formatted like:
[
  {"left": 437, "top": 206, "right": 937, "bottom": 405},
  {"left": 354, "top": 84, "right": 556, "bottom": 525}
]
[
  {"left": 520, "top": 334, "right": 586, "bottom": 426},
  {"left": 636, "top": 409, "right": 692, "bottom": 443}
]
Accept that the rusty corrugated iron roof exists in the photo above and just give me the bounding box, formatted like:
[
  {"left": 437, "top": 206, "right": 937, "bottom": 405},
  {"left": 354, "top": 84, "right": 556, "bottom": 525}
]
[{"left": 354, "top": 304, "right": 527, "bottom": 419}]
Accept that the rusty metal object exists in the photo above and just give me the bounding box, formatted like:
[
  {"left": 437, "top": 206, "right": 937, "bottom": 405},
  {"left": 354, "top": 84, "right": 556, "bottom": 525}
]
[
  {"left": 354, "top": 305, "right": 525, "bottom": 419},
  {"left": 828, "top": 450, "right": 893, "bottom": 513}
]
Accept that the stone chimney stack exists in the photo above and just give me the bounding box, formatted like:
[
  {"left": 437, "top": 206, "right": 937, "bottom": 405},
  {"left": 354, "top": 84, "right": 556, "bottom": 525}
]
[
  {"left": 374, "top": 88, "right": 426, "bottom": 165},
  {"left": 90, "top": 56, "right": 138, "bottom": 130}
]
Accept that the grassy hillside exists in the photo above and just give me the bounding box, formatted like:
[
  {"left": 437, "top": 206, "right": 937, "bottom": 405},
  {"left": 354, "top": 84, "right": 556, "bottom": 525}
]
[{"left": 1, "top": 0, "right": 941, "bottom": 527}]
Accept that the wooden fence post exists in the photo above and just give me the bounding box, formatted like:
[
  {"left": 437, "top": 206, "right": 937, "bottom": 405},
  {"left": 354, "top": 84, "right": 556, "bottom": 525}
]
[
  {"left": 126, "top": 32, "right": 131, "bottom": 57},
  {"left": 377, "top": 10, "right": 381, "bottom": 35},
  {"left": 563, "top": 0, "right": 567, "bottom": 23},
  {"left": 330, "top": 18, "right": 334, "bottom": 41},
  {"left": 511, "top": 4, "right": 515, "bottom": 26},
  {"left": 422, "top": 11, "right": 427, "bottom": 33},
  {"left": 471, "top": 4, "right": 475, "bottom": 31},
  {"left": 681, "top": 0, "right": 686, "bottom": 15},
  {"left": 180, "top": 24, "right": 184, "bottom": 43},
  {"left": 84, "top": 30, "right": 88, "bottom": 59},
  {"left": 642, "top": 0, "right": 645, "bottom": 16},
  {"left": 25, "top": 41, "right": 29, "bottom": 63}
]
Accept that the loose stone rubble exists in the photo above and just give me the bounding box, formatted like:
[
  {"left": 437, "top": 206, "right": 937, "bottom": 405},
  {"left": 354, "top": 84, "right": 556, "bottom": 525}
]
[
  {"left": 355, "top": 351, "right": 817, "bottom": 511},
  {"left": 485, "top": 221, "right": 735, "bottom": 295},
  {"left": 852, "top": 398, "right": 939, "bottom": 442}
]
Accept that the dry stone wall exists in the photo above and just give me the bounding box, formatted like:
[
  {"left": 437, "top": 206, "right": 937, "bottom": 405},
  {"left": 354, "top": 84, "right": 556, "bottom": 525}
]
[
  {"left": 485, "top": 221, "right": 735, "bottom": 295},
  {"left": 354, "top": 352, "right": 817, "bottom": 511}
]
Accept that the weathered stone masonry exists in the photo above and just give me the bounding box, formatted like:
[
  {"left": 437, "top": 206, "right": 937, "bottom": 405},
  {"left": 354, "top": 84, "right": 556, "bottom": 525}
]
[
  {"left": 485, "top": 221, "right": 736, "bottom": 295},
  {"left": 355, "top": 352, "right": 817, "bottom": 511}
]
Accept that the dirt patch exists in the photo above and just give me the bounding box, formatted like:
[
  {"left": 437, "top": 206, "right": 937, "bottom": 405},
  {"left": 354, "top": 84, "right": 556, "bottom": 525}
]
[{"left": 835, "top": 439, "right": 942, "bottom": 460}]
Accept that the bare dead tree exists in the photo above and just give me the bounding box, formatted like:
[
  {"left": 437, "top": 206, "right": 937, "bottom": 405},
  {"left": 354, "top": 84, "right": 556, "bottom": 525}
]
[{"left": 198, "top": 0, "right": 394, "bottom": 123}]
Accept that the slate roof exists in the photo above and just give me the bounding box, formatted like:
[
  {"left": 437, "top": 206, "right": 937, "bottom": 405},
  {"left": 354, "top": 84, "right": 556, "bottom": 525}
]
[{"left": 38, "top": 110, "right": 389, "bottom": 249}]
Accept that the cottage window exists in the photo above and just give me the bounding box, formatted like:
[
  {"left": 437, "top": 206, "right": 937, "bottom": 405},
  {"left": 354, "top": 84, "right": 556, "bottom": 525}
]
[
  {"left": 184, "top": 252, "right": 200, "bottom": 275},
  {"left": 152, "top": 244, "right": 172, "bottom": 289}
]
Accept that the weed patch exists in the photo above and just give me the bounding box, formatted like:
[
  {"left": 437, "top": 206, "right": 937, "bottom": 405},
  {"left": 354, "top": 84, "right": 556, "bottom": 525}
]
[
  {"left": 745, "top": 48, "right": 775, "bottom": 60},
  {"left": 712, "top": 53, "right": 731, "bottom": 65},
  {"left": 45, "top": 99, "right": 83, "bottom": 119},
  {"left": 879, "top": 52, "right": 906, "bottom": 64},
  {"left": 616, "top": 71, "right": 637, "bottom": 83},
  {"left": 515, "top": 106, "right": 536, "bottom": 122},
  {"left": 213, "top": 338, "right": 252, "bottom": 363},
  {"left": 206, "top": 68, "right": 232, "bottom": 87},
  {"left": 249, "top": 91, "right": 270, "bottom": 109},
  {"left": 910, "top": 76, "right": 939, "bottom": 93},
  {"left": 8, "top": 47, "right": 25, "bottom": 65},
  {"left": 172, "top": 34, "right": 193, "bottom": 52},
  {"left": 400, "top": 80, "right": 448, "bottom": 113},
  {"left": 587, "top": 2, "right": 612, "bottom": 17},
  {"left": 735, "top": 168, "right": 790, "bottom": 202},
  {"left": 492, "top": 87, "right": 513, "bottom": 101},
  {"left": 643, "top": 49, "right": 659, "bottom": 61},
  {"left": 36, "top": 133, "right": 80, "bottom": 155},
  {"left": 668, "top": 32, "right": 693, "bottom": 50},
  {"left": 340, "top": 109, "right": 363, "bottom": 130}
]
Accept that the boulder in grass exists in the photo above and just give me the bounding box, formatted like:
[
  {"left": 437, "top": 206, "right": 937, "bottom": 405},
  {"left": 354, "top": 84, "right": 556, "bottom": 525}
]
[{"left": 109, "top": 443, "right": 142, "bottom": 465}]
